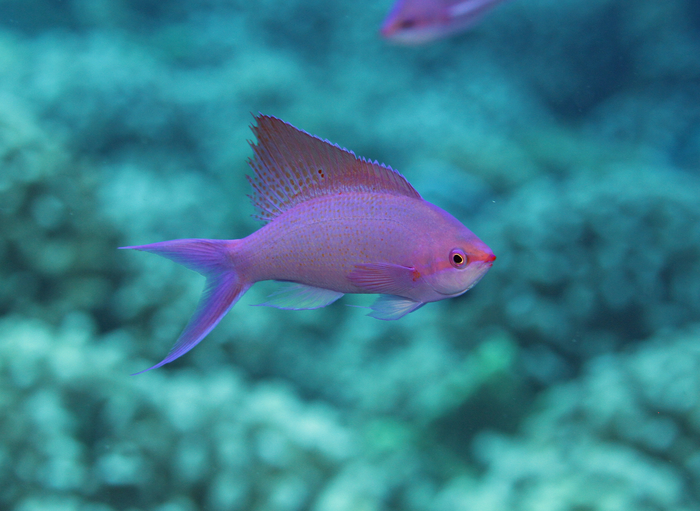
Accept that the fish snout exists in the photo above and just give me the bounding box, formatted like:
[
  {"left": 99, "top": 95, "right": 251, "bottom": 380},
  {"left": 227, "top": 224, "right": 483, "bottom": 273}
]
[{"left": 471, "top": 251, "right": 496, "bottom": 264}]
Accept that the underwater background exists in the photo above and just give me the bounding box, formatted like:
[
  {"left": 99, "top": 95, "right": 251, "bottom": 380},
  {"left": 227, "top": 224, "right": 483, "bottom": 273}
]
[{"left": 1, "top": 0, "right": 700, "bottom": 509}]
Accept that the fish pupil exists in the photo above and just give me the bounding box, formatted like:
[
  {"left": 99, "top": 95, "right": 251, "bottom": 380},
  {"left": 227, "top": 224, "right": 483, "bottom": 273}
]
[{"left": 453, "top": 254, "right": 463, "bottom": 264}]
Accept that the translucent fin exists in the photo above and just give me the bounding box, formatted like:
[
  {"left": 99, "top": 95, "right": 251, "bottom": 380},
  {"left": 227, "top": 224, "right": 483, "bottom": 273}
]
[
  {"left": 119, "top": 239, "right": 250, "bottom": 374},
  {"left": 255, "top": 283, "right": 344, "bottom": 310},
  {"left": 347, "top": 262, "right": 420, "bottom": 295},
  {"left": 247, "top": 114, "right": 421, "bottom": 223},
  {"left": 368, "top": 294, "right": 425, "bottom": 321}
]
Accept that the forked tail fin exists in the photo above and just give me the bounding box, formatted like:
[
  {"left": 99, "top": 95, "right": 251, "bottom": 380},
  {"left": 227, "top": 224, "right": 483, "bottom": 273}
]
[{"left": 119, "top": 239, "right": 250, "bottom": 374}]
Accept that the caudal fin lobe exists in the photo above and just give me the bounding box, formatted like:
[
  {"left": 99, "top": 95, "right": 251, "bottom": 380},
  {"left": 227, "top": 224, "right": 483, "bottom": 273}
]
[{"left": 119, "top": 239, "right": 250, "bottom": 374}]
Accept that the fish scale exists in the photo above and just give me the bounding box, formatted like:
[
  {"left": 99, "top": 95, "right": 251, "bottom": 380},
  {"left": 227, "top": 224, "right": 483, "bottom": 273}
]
[{"left": 243, "top": 193, "right": 424, "bottom": 286}]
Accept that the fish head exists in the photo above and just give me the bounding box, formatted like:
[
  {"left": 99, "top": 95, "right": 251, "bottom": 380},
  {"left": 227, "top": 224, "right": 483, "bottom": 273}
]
[
  {"left": 419, "top": 206, "right": 495, "bottom": 298},
  {"left": 423, "top": 234, "right": 495, "bottom": 297},
  {"left": 380, "top": 0, "right": 452, "bottom": 45}
]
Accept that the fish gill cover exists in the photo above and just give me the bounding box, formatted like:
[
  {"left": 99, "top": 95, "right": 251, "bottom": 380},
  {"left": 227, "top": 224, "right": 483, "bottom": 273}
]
[{"left": 0, "top": 0, "right": 699, "bottom": 510}]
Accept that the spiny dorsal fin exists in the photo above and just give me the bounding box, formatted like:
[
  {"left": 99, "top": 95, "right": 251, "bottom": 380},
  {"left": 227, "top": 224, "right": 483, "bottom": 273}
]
[{"left": 247, "top": 114, "right": 421, "bottom": 224}]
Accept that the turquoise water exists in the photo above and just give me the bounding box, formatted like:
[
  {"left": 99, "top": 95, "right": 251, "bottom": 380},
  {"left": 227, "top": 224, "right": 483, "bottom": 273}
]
[{"left": 1, "top": 0, "right": 699, "bottom": 509}]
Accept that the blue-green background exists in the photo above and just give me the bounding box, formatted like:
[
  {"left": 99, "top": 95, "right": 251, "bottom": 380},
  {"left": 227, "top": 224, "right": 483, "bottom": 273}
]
[{"left": 1, "top": 0, "right": 700, "bottom": 509}]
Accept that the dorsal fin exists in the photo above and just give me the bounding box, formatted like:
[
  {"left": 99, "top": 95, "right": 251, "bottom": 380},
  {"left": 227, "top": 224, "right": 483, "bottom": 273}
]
[{"left": 246, "top": 115, "right": 421, "bottom": 223}]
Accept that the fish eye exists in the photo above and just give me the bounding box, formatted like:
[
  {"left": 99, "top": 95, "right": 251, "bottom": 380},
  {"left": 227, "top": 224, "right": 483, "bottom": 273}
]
[{"left": 450, "top": 249, "right": 468, "bottom": 269}]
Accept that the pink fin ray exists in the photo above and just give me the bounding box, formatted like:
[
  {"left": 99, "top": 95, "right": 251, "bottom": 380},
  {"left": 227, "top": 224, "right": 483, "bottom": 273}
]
[
  {"left": 254, "top": 283, "right": 344, "bottom": 310},
  {"left": 347, "top": 262, "right": 420, "bottom": 296},
  {"left": 119, "top": 239, "right": 250, "bottom": 374},
  {"left": 247, "top": 115, "right": 421, "bottom": 224}
]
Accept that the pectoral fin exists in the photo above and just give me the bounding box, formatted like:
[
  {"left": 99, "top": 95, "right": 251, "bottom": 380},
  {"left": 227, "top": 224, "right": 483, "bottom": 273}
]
[
  {"left": 368, "top": 294, "right": 425, "bottom": 320},
  {"left": 347, "top": 262, "right": 420, "bottom": 295},
  {"left": 255, "top": 283, "right": 344, "bottom": 310}
]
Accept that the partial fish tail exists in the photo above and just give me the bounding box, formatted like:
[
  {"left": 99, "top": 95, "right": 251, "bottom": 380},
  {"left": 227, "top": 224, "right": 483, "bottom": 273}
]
[{"left": 119, "top": 239, "right": 250, "bottom": 374}]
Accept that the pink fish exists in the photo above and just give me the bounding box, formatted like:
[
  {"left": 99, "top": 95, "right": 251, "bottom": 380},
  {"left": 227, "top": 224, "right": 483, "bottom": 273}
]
[
  {"left": 121, "top": 115, "right": 495, "bottom": 373},
  {"left": 381, "top": 0, "right": 509, "bottom": 44}
]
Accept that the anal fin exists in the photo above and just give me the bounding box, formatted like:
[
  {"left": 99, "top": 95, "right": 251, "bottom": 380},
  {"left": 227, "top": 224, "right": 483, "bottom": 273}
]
[
  {"left": 255, "top": 283, "right": 344, "bottom": 310},
  {"left": 347, "top": 262, "right": 419, "bottom": 295}
]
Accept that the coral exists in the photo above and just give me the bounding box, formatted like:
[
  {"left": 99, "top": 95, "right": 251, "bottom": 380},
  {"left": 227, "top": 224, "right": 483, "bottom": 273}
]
[
  {"left": 434, "top": 325, "right": 700, "bottom": 511},
  {"left": 4, "top": 311, "right": 700, "bottom": 510},
  {"left": 469, "top": 162, "right": 700, "bottom": 379},
  {"left": 0, "top": 93, "right": 124, "bottom": 331},
  {"left": 0, "top": 312, "right": 490, "bottom": 511},
  {"left": 0, "top": 313, "right": 357, "bottom": 510},
  {"left": 0, "top": 96, "right": 102, "bottom": 316}
]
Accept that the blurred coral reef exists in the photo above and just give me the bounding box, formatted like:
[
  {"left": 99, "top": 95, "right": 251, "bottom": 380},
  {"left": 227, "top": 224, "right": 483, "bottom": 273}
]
[{"left": 1, "top": 0, "right": 699, "bottom": 509}]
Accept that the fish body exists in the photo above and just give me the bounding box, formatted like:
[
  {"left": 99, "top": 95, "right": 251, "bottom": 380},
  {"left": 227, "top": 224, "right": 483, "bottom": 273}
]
[
  {"left": 122, "top": 115, "right": 495, "bottom": 373},
  {"left": 244, "top": 193, "right": 492, "bottom": 301},
  {"left": 380, "top": 0, "right": 509, "bottom": 44}
]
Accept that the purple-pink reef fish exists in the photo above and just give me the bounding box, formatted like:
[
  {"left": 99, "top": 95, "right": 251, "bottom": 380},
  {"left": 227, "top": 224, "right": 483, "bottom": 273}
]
[
  {"left": 381, "top": 0, "right": 509, "bottom": 44},
  {"left": 121, "top": 115, "right": 495, "bottom": 373}
]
